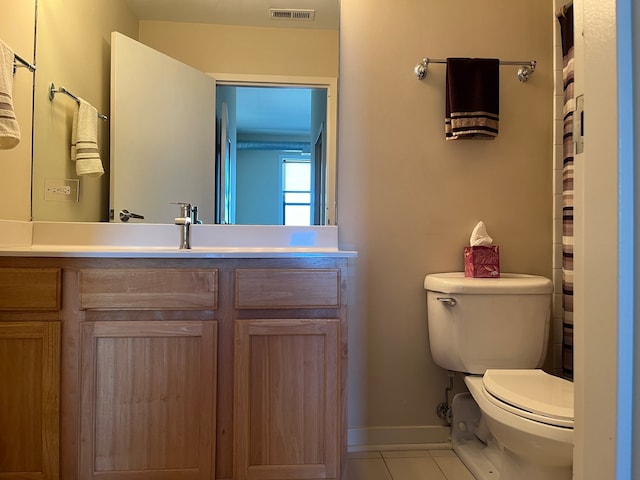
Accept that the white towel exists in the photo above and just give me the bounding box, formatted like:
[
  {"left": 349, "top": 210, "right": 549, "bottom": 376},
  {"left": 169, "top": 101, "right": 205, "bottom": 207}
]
[
  {"left": 71, "top": 98, "right": 104, "bottom": 177},
  {"left": 0, "top": 39, "right": 20, "bottom": 149}
]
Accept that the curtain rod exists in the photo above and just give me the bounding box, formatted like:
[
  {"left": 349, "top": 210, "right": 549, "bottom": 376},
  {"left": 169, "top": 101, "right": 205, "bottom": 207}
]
[{"left": 414, "top": 58, "right": 537, "bottom": 83}]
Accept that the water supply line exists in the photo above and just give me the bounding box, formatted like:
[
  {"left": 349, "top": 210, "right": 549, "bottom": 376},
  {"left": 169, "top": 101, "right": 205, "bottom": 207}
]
[{"left": 436, "top": 371, "right": 456, "bottom": 425}]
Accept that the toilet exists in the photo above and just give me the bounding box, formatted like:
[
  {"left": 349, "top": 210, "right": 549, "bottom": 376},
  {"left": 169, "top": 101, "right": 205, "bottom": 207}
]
[{"left": 424, "top": 272, "right": 573, "bottom": 480}]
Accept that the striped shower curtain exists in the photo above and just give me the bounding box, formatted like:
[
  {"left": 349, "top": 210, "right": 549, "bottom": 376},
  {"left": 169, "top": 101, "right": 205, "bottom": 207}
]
[{"left": 558, "top": 4, "right": 574, "bottom": 381}]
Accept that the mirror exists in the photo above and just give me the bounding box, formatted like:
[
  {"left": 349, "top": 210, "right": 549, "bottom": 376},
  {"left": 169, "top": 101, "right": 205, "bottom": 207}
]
[
  {"left": 31, "top": 0, "right": 339, "bottom": 225},
  {"left": 109, "top": 31, "right": 337, "bottom": 225}
]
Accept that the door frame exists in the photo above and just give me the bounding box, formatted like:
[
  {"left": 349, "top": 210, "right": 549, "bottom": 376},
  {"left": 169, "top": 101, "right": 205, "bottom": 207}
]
[{"left": 208, "top": 73, "right": 338, "bottom": 226}]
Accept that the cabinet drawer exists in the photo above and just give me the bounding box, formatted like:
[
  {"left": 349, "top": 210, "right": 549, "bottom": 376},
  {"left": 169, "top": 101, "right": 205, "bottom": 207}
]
[
  {"left": 235, "top": 269, "right": 340, "bottom": 309},
  {"left": 0, "top": 268, "right": 61, "bottom": 311},
  {"left": 80, "top": 269, "right": 217, "bottom": 310}
]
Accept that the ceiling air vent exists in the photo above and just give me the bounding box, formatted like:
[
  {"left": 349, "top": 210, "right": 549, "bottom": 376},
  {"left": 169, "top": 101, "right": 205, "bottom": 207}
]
[{"left": 269, "top": 8, "right": 316, "bottom": 21}]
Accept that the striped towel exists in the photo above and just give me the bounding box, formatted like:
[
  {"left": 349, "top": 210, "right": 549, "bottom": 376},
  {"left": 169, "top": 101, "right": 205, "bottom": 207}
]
[
  {"left": 71, "top": 98, "right": 104, "bottom": 177},
  {"left": 0, "top": 39, "right": 20, "bottom": 149},
  {"left": 445, "top": 58, "right": 500, "bottom": 140}
]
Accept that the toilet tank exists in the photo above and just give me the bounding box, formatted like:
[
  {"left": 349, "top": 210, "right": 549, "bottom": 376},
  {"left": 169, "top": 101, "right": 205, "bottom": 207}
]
[{"left": 424, "top": 272, "right": 553, "bottom": 374}]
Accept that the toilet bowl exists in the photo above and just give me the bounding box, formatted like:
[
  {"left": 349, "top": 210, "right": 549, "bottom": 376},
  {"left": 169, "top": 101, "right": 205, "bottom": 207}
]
[
  {"left": 424, "top": 273, "right": 574, "bottom": 480},
  {"left": 465, "top": 370, "right": 573, "bottom": 480}
]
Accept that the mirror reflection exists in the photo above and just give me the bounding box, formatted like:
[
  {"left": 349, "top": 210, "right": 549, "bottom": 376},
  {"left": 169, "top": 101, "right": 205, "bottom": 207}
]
[
  {"left": 219, "top": 84, "right": 330, "bottom": 226},
  {"left": 31, "top": 0, "right": 339, "bottom": 225}
]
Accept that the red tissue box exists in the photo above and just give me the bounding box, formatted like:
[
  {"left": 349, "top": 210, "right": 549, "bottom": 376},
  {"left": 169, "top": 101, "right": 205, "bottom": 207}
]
[{"left": 464, "top": 246, "right": 500, "bottom": 278}]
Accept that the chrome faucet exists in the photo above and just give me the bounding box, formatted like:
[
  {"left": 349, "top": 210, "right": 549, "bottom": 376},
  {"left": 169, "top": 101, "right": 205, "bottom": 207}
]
[
  {"left": 192, "top": 206, "right": 203, "bottom": 224},
  {"left": 173, "top": 202, "right": 192, "bottom": 249}
]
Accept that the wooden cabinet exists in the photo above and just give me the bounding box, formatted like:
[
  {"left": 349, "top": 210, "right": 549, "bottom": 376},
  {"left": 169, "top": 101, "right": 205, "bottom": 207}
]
[
  {"left": 76, "top": 269, "right": 218, "bottom": 480},
  {"left": 0, "top": 258, "right": 348, "bottom": 480},
  {"left": 234, "top": 269, "right": 341, "bottom": 309},
  {"left": 79, "top": 320, "right": 217, "bottom": 480},
  {"left": 78, "top": 268, "right": 218, "bottom": 310},
  {"left": 0, "top": 268, "right": 61, "bottom": 480},
  {"left": 234, "top": 319, "right": 340, "bottom": 480},
  {"left": 233, "top": 268, "right": 344, "bottom": 480}
]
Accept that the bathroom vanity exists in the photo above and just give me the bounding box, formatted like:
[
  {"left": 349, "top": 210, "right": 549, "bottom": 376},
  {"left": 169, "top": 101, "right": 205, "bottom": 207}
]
[{"left": 0, "top": 224, "right": 354, "bottom": 480}]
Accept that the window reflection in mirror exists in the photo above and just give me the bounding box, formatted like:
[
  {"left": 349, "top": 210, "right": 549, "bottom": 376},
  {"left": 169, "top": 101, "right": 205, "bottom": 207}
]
[{"left": 282, "top": 155, "right": 313, "bottom": 226}]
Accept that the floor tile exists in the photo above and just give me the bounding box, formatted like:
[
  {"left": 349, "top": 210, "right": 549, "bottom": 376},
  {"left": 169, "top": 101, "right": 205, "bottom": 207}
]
[
  {"left": 347, "top": 458, "right": 392, "bottom": 480},
  {"left": 428, "top": 449, "right": 458, "bottom": 457},
  {"left": 382, "top": 450, "right": 431, "bottom": 458},
  {"left": 384, "top": 456, "right": 448, "bottom": 480},
  {"left": 348, "top": 450, "right": 383, "bottom": 459},
  {"left": 433, "top": 455, "right": 476, "bottom": 480}
]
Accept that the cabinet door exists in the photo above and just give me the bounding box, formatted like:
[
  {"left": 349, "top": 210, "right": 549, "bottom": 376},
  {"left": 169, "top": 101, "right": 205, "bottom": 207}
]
[
  {"left": 234, "top": 319, "right": 340, "bottom": 480},
  {"left": 79, "top": 321, "right": 217, "bottom": 480},
  {"left": 0, "top": 322, "right": 60, "bottom": 480}
]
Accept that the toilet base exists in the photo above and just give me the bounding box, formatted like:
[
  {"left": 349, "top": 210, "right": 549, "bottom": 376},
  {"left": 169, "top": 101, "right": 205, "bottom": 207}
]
[
  {"left": 451, "top": 393, "right": 501, "bottom": 480},
  {"left": 500, "top": 447, "right": 572, "bottom": 480},
  {"left": 451, "top": 392, "right": 572, "bottom": 480}
]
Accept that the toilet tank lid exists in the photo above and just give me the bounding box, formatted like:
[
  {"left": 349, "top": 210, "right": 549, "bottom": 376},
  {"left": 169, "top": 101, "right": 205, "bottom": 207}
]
[{"left": 424, "top": 272, "right": 553, "bottom": 294}]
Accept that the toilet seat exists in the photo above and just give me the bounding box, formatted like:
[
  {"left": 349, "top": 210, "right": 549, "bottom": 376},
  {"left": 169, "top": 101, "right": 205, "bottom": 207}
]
[{"left": 482, "top": 369, "right": 574, "bottom": 429}]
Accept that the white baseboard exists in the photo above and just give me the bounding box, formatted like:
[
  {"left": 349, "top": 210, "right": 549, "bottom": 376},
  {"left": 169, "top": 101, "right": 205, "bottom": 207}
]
[{"left": 347, "top": 425, "right": 451, "bottom": 452}]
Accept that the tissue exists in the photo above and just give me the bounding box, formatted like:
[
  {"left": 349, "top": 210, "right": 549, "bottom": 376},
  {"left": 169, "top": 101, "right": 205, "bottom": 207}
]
[
  {"left": 469, "top": 221, "right": 493, "bottom": 246},
  {"left": 464, "top": 221, "right": 500, "bottom": 278}
]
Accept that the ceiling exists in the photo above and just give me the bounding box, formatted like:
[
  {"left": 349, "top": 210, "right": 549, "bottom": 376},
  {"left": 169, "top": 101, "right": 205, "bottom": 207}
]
[
  {"left": 125, "top": 0, "right": 339, "bottom": 30},
  {"left": 232, "top": 86, "right": 315, "bottom": 137},
  {"left": 124, "top": 0, "right": 338, "bottom": 141}
]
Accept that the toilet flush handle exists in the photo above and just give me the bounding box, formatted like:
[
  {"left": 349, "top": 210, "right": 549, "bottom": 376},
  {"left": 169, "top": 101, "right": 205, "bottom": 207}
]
[{"left": 436, "top": 297, "right": 457, "bottom": 306}]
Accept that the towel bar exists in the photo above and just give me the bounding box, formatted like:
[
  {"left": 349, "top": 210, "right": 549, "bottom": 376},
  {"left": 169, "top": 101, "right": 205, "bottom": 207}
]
[
  {"left": 13, "top": 53, "right": 35, "bottom": 75},
  {"left": 48, "top": 83, "right": 108, "bottom": 121},
  {"left": 414, "top": 58, "right": 537, "bottom": 83}
]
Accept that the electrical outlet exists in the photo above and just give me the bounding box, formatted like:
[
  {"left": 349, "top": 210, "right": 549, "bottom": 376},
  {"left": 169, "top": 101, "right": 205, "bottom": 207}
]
[
  {"left": 44, "top": 178, "right": 79, "bottom": 202},
  {"left": 49, "top": 185, "right": 71, "bottom": 195}
]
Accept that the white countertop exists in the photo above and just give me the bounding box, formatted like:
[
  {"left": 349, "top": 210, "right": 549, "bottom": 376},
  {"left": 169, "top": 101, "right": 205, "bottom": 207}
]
[
  {"left": 5, "top": 245, "right": 354, "bottom": 258},
  {"left": 0, "top": 221, "right": 357, "bottom": 258}
]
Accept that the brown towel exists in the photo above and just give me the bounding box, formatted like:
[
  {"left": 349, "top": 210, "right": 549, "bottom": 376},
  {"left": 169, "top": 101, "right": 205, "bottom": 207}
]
[{"left": 445, "top": 58, "right": 500, "bottom": 140}]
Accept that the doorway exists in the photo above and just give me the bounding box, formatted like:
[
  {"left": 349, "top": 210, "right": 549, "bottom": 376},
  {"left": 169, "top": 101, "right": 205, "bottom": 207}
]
[{"left": 212, "top": 73, "right": 337, "bottom": 225}]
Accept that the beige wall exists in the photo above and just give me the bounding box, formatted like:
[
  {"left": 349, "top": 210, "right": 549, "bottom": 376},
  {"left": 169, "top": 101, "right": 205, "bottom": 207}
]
[
  {"left": 139, "top": 21, "right": 338, "bottom": 78},
  {"left": 31, "top": 0, "right": 138, "bottom": 221},
  {"left": 338, "top": 0, "right": 554, "bottom": 444},
  {"left": 0, "top": 0, "right": 36, "bottom": 221}
]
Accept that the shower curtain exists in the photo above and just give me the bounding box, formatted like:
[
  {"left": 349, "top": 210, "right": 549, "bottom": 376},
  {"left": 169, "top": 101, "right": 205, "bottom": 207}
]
[{"left": 558, "top": 3, "right": 574, "bottom": 381}]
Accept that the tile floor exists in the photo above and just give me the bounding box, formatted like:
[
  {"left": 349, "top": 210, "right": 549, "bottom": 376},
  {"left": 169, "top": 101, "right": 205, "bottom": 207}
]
[{"left": 348, "top": 449, "right": 475, "bottom": 480}]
